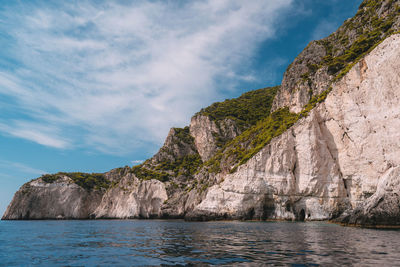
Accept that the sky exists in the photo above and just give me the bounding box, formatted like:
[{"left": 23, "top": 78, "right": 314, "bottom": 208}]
[{"left": 0, "top": 0, "right": 361, "bottom": 215}]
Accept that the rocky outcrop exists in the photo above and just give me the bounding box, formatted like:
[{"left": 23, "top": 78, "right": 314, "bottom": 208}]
[
  {"left": 272, "top": 0, "right": 400, "bottom": 113},
  {"left": 190, "top": 86, "right": 278, "bottom": 162},
  {"left": 188, "top": 33, "right": 400, "bottom": 225},
  {"left": 148, "top": 127, "right": 200, "bottom": 168},
  {"left": 2, "top": 176, "right": 103, "bottom": 219},
  {"left": 187, "top": 109, "right": 348, "bottom": 221},
  {"left": 190, "top": 115, "right": 240, "bottom": 161},
  {"left": 189, "top": 115, "right": 221, "bottom": 161},
  {"left": 334, "top": 166, "right": 400, "bottom": 227},
  {"left": 94, "top": 173, "right": 168, "bottom": 219}
]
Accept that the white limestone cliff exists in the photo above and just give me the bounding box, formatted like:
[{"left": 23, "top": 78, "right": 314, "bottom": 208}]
[
  {"left": 94, "top": 173, "right": 168, "bottom": 219},
  {"left": 188, "top": 34, "right": 400, "bottom": 225},
  {"left": 2, "top": 176, "right": 103, "bottom": 219},
  {"left": 190, "top": 115, "right": 240, "bottom": 161}
]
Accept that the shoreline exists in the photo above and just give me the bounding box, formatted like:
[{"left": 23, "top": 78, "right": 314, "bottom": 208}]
[{"left": 2, "top": 217, "right": 400, "bottom": 229}]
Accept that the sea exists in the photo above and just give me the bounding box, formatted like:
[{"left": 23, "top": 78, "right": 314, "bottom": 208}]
[{"left": 0, "top": 220, "right": 399, "bottom": 266}]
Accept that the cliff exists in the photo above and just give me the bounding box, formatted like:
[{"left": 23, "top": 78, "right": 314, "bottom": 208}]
[
  {"left": 189, "top": 33, "right": 400, "bottom": 226},
  {"left": 3, "top": 0, "right": 400, "bottom": 227},
  {"left": 273, "top": 0, "right": 400, "bottom": 113}
]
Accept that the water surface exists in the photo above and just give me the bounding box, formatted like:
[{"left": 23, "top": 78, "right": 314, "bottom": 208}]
[{"left": 0, "top": 220, "right": 399, "bottom": 266}]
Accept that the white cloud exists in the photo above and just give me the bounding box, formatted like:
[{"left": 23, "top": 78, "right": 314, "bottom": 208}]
[
  {"left": 0, "top": 0, "right": 293, "bottom": 154},
  {"left": 0, "top": 122, "right": 70, "bottom": 149},
  {"left": 0, "top": 160, "right": 47, "bottom": 176}
]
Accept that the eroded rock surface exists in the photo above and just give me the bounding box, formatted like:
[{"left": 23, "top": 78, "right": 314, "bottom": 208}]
[
  {"left": 190, "top": 115, "right": 240, "bottom": 161},
  {"left": 188, "top": 34, "right": 400, "bottom": 225},
  {"left": 272, "top": 0, "right": 400, "bottom": 113},
  {"left": 2, "top": 176, "right": 103, "bottom": 220},
  {"left": 94, "top": 173, "right": 168, "bottom": 219}
]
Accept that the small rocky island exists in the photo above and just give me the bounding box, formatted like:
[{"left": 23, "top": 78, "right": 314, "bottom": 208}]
[{"left": 3, "top": 0, "right": 400, "bottom": 228}]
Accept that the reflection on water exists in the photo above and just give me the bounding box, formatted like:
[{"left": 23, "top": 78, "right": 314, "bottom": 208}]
[{"left": 0, "top": 220, "right": 399, "bottom": 266}]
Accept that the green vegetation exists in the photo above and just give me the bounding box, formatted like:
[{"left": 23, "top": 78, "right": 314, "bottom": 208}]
[
  {"left": 198, "top": 86, "right": 279, "bottom": 131},
  {"left": 325, "top": 18, "right": 394, "bottom": 76},
  {"left": 233, "top": 108, "right": 298, "bottom": 166},
  {"left": 172, "top": 126, "right": 194, "bottom": 145},
  {"left": 153, "top": 154, "right": 203, "bottom": 176},
  {"left": 158, "top": 126, "right": 196, "bottom": 158},
  {"left": 359, "top": 0, "right": 382, "bottom": 8},
  {"left": 290, "top": 0, "right": 399, "bottom": 88},
  {"left": 131, "top": 153, "right": 203, "bottom": 182},
  {"left": 205, "top": 88, "right": 333, "bottom": 174},
  {"left": 130, "top": 165, "right": 170, "bottom": 182},
  {"left": 205, "top": 107, "right": 298, "bottom": 173},
  {"left": 318, "top": 0, "right": 398, "bottom": 81},
  {"left": 200, "top": 182, "right": 209, "bottom": 193},
  {"left": 40, "top": 172, "right": 109, "bottom": 191},
  {"left": 41, "top": 174, "right": 59, "bottom": 183},
  {"left": 299, "top": 87, "right": 332, "bottom": 118},
  {"left": 131, "top": 125, "right": 203, "bottom": 182}
]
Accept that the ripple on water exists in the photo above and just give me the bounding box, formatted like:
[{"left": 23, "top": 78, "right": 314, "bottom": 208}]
[{"left": 0, "top": 220, "right": 400, "bottom": 266}]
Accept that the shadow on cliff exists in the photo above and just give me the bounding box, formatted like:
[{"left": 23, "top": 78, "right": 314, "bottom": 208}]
[{"left": 315, "top": 108, "right": 351, "bottom": 218}]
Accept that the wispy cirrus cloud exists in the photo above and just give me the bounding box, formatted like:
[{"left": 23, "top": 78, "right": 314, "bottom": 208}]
[
  {"left": 0, "top": 160, "right": 46, "bottom": 176},
  {"left": 0, "top": 0, "right": 293, "bottom": 154},
  {"left": 0, "top": 121, "right": 70, "bottom": 149}
]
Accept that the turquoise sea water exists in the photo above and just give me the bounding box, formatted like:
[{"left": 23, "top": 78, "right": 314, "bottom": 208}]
[{"left": 0, "top": 220, "right": 399, "bottom": 266}]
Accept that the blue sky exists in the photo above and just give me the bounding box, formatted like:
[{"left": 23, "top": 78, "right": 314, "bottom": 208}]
[{"left": 0, "top": 0, "right": 360, "bottom": 215}]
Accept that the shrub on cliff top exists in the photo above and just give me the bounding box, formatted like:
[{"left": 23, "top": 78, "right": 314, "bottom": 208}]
[
  {"left": 40, "top": 172, "right": 109, "bottom": 191},
  {"left": 130, "top": 165, "right": 170, "bottom": 182},
  {"left": 317, "top": 0, "right": 398, "bottom": 81},
  {"left": 197, "top": 86, "right": 279, "bottom": 131},
  {"left": 172, "top": 126, "right": 195, "bottom": 145}
]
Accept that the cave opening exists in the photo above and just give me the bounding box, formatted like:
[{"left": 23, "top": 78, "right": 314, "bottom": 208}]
[{"left": 299, "top": 209, "right": 305, "bottom": 221}]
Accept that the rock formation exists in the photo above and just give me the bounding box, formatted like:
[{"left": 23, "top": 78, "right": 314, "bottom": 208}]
[
  {"left": 3, "top": 175, "right": 103, "bottom": 219},
  {"left": 3, "top": 0, "right": 400, "bottom": 227},
  {"left": 189, "top": 34, "right": 400, "bottom": 226},
  {"left": 272, "top": 0, "right": 400, "bottom": 113}
]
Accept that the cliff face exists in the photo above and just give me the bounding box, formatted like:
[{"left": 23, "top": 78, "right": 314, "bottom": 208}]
[
  {"left": 94, "top": 173, "right": 168, "bottom": 219},
  {"left": 3, "top": 0, "right": 400, "bottom": 227},
  {"left": 272, "top": 0, "right": 400, "bottom": 113},
  {"left": 2, "top": 175, "right": 103, "bottom": 219},
  {"left": 189, "top": 34, "right": 400, "bottom": 225},
  {"left": 190, "top": 115, "right": 240, "bottom": 162}
]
